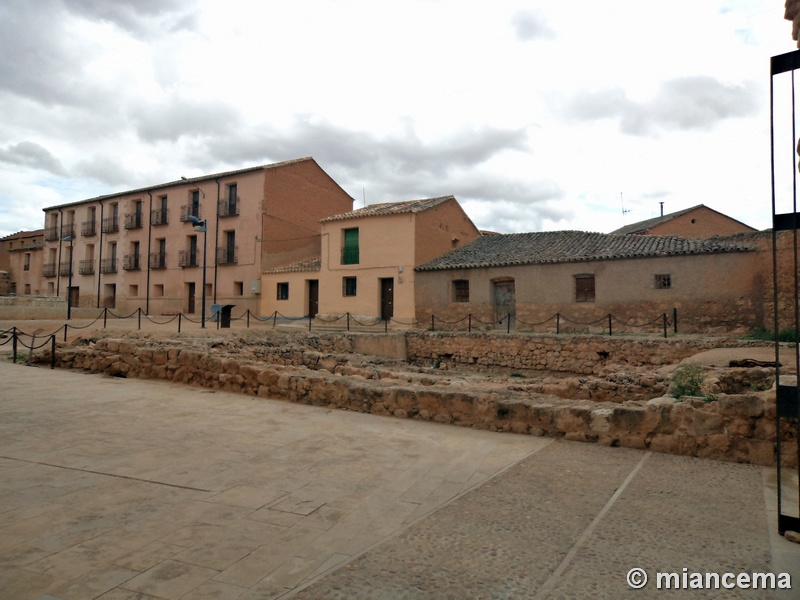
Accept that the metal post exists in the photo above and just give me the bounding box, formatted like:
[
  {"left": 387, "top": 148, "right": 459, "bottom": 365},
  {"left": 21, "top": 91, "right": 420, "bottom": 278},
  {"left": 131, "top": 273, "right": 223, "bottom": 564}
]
[
  {"left": 272, "top": 311, "right": 277, "bottom": 329},
  {"left": 663, "top": 313, "right": 668, "bottom": 338},
  {"left": 308, "top": 314, "right": 312, "bottom": 332},
  {"left": 673, "top": 307, "right": 678, "bottom": 334},
  {"left": 103, "top": 307, "right": 108, "bottom": 328},
  {"left": 12, "top": 328, "right": 17, "bottom": 363},
  {"left": 247, "top": 309, "right": 250, "bottom": 329},
  {"left": 63, "top": 323, "right": 67, "bottom": 342},
  {"left": 50, "top": 335, "right": 56, "bottom": 369},
  {"left": 608, "top": 314, "right": 613, "bottom": 336},
  {"left": 66, "top": 235, "right": 73, "bottom": 320},
  {"left": 384, "top": 318, "right": 388, "bottom": 333},
  {"left": 431, "top": 314, "right": 435, "bottom": 331},
  {"left": 347, "top": 312, "right": 351, "bottom": 331},
  {"left": 178, "top": 312, "right": 182, "bottom": 333},
  {"left": 506, "top": 314, "right": 511, "bottom": 334},
  {"left": 556, "top": 313, "right": 560, "bottom": 334},
  {"left": 138, "top": 308, "right": 142, "bottom": 330},
  {"left": 468, "top": 314, "right": 472, "bottom": 333}
]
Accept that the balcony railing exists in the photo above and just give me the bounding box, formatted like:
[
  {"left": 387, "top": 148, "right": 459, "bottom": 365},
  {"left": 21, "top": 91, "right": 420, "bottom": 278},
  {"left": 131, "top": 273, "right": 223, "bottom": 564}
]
[
  {"left": 59, "top": 261, "right": 73, "bottom": 277},
  {"left": 81, "top": 220, "right": 97, "bottom": 237},
  {"left": 218, "top": 197, "right": 240, "bottom": 217},
  {"left": 124, "top": 213, "right": 143, "bottom": 230},
  {"left": 23, "top": 264, "right": 30, "bottom": 271},
  {"left": 149, "top": 252, "right": 167, "bottom": 269},
  {"left": 100, "top": 258, "right": 117, "bottom": 274},
  {"left": 150, "top": 208, "right": 168, "bottom": 226},
  {"left": 44, "top": 227, "right": 59, "bottom": 242},
  {"left": 61, "top": 223, "right": 75, "bottom": 239},
  {"left": 101, "top": 216, "right": 119, "bottom": 234},
  {"left": 341, "top": 246, "right": 359, "bottom": 265},
  {"left": 180, "top": 205, "right": 201, "bottom": 222},
  {"left": 179, "top": 249, "right": 199, "bottom": 268},
  {"left": 216, "top": 246, "right": 238, "bottom": 265},
  {"left": 122, "top": 253, "right": 141, "bottom": 271},
  {"left": 43, "top": 263, "right": 57, "bottom": 277},
  {"left": 79, "top": 260, "right": 95, "bottom": 275}
]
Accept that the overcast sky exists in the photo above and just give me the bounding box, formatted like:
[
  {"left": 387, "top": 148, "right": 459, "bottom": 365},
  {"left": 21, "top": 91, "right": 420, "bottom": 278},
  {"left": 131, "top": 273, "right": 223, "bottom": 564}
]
[{"left": 0, "top": 0, "right": 794, "bottom": 238}]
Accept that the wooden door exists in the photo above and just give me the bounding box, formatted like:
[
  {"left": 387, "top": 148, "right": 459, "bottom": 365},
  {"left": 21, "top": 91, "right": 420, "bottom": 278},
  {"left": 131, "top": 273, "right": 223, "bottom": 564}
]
[{"left": 380, "top": 278, "right": 394, "bottom": 320}]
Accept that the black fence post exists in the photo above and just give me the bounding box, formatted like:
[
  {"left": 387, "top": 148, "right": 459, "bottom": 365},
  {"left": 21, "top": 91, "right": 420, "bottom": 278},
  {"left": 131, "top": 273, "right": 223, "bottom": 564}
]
[
  {"left": 12, "top": 328, "right": 17, "bottom": 363},
  {"left": 63, "top": 323, "right": 68, "bottom": 342},
  {"left": 103, "top": 307, "right": 108, "bottom": 329},
  {"left": 468, "top": 314, "right": 472, "bottom": 333},
  {"left": 272, "top": 311, "right": 277, "bottom": 329},
  {"left": 308, "top": 314, "right": 312, "bottom": 332},
  {"left": 138, "top": 308, "right": 142, "bottom": 330},
  {"left": 608, "top": 314, "right": 613, "bottom": 336},
  {"left": 178, "top": 313, "right": 182, "bottom": 333},
  {"left": 431, "top": 314, "right": 435, "bottom": 331},
  {"left": 673, "top": 307, "right": 678, "bottom": 334},
  {"left": 247, "top": 309, "right": 251, "bottom": 329},
  {"left": 384, "top": 318, "right": 388, "bottom": 333},
  {"left": 556, "top": 313, "right": 560, "bottom": 334},
  {"left": 347, "top": 313, "right": 351, "bottom": 331},
  {"left": 506, "top": 314, "right": 511, "bottom": 334},
  {"left": 663, "top": 313, "right": 668, "bottom": 338},
  {"left": 50, "top": 335, "right": 56, "bottom": 369}
]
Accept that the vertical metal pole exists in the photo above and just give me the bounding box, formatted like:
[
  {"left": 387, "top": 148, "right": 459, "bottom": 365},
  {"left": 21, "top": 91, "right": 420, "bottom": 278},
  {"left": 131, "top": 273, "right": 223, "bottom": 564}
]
[
  {"left": 556, "top": 313, "right": 560, "bottom": 334},
  {"left": 468, "top": 314, "right": 472, "bottom": 333},
  {"left": 12, "top": 328, "right": 17, "bottom": 363},
  {"left": 201, "top": 227, "right": 207, "bottom": 329},
  {"left": 506, "top": 314, "right": 511, "bottom": 334},
  {"left": 103, "top": 307, "right": 108, "bottom": 328},
  {"left": 138, "top": 308, "right": 142, "bottom": 330},
  {"left": 50, "top": 335, "right": 56, "bottom": 369},
  {"left": 247, "top": 309, "right": 250, "bottom": 329},
  {"left": 272, "top": 311, "right": 277, "bottom": 329},
  {"left": 663, "top": 313, "right": 667, "bottom": 338},
  {"left": 63, "top": 324, "right": 67, "bottom": 342},
  {"left": 178, "top": 312, "right": 182, "bottom": 333},
  {"left": 673, "top": 307, "right": 678, "bottom": 334},
  {"left": 608, "top": 314, "right": 612, "bottom": 336},
  {"left": 308, "top": 314, "right": 312, "bottom": 332},
  {"left": 347, "top": 312, "right": 351, "bottom": 331},
  {"left": 431, "top": 314, "right": 435, "bottom": 331}
]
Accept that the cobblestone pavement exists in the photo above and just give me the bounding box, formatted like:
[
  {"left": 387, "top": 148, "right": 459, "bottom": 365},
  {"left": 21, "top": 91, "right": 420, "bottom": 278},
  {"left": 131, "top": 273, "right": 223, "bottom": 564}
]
[{"left": 1, "top": 359, "right": 798, "bottom": 599}]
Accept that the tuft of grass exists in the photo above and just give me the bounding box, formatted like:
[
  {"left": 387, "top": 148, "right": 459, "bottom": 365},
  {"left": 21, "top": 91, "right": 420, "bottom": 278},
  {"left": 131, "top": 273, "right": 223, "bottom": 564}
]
[
  {"left": 670, "top": 363, "right": 714, "bottom": 402},
  {"left": 747, "top": 328, "right": 798, "bottom": 343}
]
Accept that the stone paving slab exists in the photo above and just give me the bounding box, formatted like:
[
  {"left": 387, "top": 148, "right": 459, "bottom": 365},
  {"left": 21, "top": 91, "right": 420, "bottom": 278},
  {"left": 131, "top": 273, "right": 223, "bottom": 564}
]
[
  {"left": 0, "top": 360, "right": 545, "bottom": 599},
  {"left": 1, "top": 360, "right": 799, "bottom": 599}
]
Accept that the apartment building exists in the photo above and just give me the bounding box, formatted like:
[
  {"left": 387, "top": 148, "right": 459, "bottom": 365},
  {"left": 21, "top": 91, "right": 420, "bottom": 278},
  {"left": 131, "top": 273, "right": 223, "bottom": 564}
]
[
  {"left": 0, "top": 229, "right": 44, "bottom": 296},
  {"left": 41, "top": 157, "right": 353, "bottom": 316}
]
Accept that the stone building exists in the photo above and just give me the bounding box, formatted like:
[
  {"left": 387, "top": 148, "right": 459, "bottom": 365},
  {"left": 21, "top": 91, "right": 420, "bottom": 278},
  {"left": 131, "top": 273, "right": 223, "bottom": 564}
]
[
  {"left": 261, "top": 196, "right": 481, "bottom": 324},
  {"left": 415, "top": 230, "right": 768, "bottom": 333},
  {"left": 610, "top": 204, "right": 757, "bottom": 238},
  {"left": 0, "top": 229, "right": 44, "bottom": 296},
  {"left": 40, "top": 157, "right": 353, "bottom": 316}
]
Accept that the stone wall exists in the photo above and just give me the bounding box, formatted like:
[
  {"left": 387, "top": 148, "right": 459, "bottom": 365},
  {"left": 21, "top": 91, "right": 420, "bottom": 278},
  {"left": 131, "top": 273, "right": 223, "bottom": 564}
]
[{"left": 41, "top": 332, "right": 796, "bottom": 467}]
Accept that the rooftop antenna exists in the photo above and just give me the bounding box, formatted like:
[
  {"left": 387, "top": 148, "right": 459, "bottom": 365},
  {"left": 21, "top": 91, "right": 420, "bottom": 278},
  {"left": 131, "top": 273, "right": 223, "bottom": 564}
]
[{"left": 621, "top": 192, "right": 630, "bottom": 216}]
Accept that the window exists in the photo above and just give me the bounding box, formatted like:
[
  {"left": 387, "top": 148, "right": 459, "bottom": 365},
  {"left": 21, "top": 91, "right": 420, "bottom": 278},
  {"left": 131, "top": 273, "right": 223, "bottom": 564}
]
[
  {"left": 24, "top": 253, "right": 30, "bottom": 271},
  {"left": 191, "top": 190, "right": 200, "bottom": 218},
  {"left": 575, "top": 274, "right": 595, "bottom": 303},
  {"left": 342, "top": 228, "right": 359, "bottom": 264},
  {"left": 453, "top": 279, "right": 469, "bottom": 302},
  {"left": 235, "top": 281, "right": 244, "bottom": 296},
  {"left": 129, "top": 285, "right": 138, "bottom": 297},
  {"left": 277, "top": 282, "right": 289, "bottom": 300},
  {"left": 154, "top": 284, "right": 164, "bottom": 297},
  {"left": 343, "top": 276, "right": 357, "bottom": 297},
  {"left": 655, "top": 274, "right": 671, "bottom": 289},
  {"left": 24, "top": 284, "right": 31, "bottom": 295}
]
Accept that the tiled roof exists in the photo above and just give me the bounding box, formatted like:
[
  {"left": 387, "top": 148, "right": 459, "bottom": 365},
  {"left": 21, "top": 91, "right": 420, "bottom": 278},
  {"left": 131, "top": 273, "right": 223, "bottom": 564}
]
[
  {"left": 42, "top": 157, "right": 319, "bottom": 211},
  {"left": 610, "top": 204, "right": 756, "bottom": 235},
  {"left": 416, "top": 230, "right": 763, "bottom": 271},
  {"left": 265, "top": 257, "right": 321, "bottom": 274},
  {"left": 320, "top": 196, "right": 455, "bottom": 222}
]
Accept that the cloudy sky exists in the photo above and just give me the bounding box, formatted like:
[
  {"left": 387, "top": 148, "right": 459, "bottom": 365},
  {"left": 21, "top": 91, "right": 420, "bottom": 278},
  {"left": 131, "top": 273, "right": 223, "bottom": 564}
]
[{"left": 0, "top": 0, "right": 794, "bottom": 238}]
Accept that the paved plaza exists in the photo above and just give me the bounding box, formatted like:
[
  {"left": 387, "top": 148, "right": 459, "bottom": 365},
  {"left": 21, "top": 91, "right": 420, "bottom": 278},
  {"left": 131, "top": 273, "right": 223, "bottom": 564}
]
[{"left": 1, "top": 359, "right": 799, "bottom": 599}]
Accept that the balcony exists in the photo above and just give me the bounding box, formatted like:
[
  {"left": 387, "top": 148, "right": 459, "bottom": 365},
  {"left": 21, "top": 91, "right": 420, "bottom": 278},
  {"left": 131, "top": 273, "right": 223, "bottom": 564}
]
[
  {"left": 43, "top": 263, "right": 57, "bottom": 277},
  {"left": 216, "top": 246, "right": 238, "bottom": 265},
  {"left": 150, "top": 208, "right": 168, "bottom": 226},
  {"left": 122, "top": 253, "right": 141, "bottom": 271},
  {"left": 341, "top": 246, "right": 359, "bottom": 265},
  {"left": 124, "top": 213, "right": 143, "bottom": 230},
  {"left": 61, "top": 223, "right": 75, "bottom": 239},
  {"left": 44, "top": 227, "right": 59, "bottom": 242},
  {"left": 179, "top": 249, "right": 199, "bottom": 268},
  {"left": 79, "top": 260, "right": 95, "bottom": 275},
  {"left": 218, "top": 197, "right": 240, "bottom": 217},
  {"left": 81, "top": 220, "right": 97, "bottom": 237},
  {"left": 100, "top": 258, "right": 117, "bottom": 274},
  {"left": 180, "top": 205, "right": 201, "bottom": 222},
  {"left": 149, "top": 252, "right": 167, "bottom": 270},
  {"left": 59, "top": 261, "right": 73, "bottom": 277},
  {"left": 101, "top": 216, "right": 119, "bottom": 234}
]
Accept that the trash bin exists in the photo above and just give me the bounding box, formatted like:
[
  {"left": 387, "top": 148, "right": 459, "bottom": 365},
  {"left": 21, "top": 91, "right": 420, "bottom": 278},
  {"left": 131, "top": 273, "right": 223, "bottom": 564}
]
[
  {"left": 210, "top": 304, "right": 221, "bottom": 323},
  {"left": 219, "top": 304, "right": 235, "bottom": 328}
]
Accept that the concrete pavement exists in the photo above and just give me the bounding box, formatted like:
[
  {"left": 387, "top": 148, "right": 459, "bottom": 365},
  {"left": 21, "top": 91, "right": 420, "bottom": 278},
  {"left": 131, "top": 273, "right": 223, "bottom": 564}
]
[{"left": 1, "top": 359, "right": 799, "bottom": 599}]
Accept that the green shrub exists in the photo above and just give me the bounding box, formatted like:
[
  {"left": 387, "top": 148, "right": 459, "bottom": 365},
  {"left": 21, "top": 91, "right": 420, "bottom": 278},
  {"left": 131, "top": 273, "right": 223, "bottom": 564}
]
[
  {"left": 747, "top": 328, "right": 797, "bottom": 343},
  {"left": 670, "top": 363, "right": 708, "bottom": 400}
]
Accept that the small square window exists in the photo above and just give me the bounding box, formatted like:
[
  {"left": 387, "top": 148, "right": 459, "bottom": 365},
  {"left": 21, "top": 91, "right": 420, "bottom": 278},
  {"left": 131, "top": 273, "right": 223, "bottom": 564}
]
[
  {"left": 277, "top": 282, "right": 289, "bottom": 300},
  {"left": 453, "top": 280, "right": 470, "bottom": 302},
  {"left": 575, "top": 274, "right": 595, "bottom": 303},
  {"left": 343, "top": 277, "right": 357, "bottom": 297},
  {"left": 655, "top": 274, "right": 671, "bottom": 289},
  {"left": 235, "top": 281, "right": 244, "bottom": 296},
  {"left": 129, "top": 285, "right": 138, "bottom": 297},
  {"left": 154, "top": 284, "right": 164, "bottom": 297}
]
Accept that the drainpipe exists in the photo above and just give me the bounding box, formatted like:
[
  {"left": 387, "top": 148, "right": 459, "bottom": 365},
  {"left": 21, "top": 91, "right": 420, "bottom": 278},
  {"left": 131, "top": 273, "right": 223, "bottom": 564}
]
[
  {"left": 97, "top": 200, "right": 104, "bottom": 308},
  {"left": 56, "top": 208, "right": 64, "bottom": 296},
  {"left": 146, "top": 192, "right": 153, "bottom": 314},
  {"left": 214, "top": 177, "right": 221, "bottom": 304}
]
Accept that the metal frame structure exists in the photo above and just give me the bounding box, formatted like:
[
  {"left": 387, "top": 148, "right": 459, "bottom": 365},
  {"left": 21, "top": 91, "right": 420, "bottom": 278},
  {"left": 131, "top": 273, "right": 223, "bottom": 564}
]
[{"left": 771, "top": 49, "right": 800, "bottom": 536}]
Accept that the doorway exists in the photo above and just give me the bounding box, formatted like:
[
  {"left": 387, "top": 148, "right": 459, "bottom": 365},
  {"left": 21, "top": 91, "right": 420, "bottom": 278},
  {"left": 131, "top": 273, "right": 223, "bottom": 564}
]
[
  {"left": 186, "top": 282, "right": 196, "bottom": 314},
  {"left": 307, "top": 280, "right": 319, "bottom": 318},
  {"left": 103, "top": 283, "right": 116, "bottom": 309},
  {"left": 493, "top": 279, "right": 515, "bottom": 328},
  {"left": 68, "top": 286, "right": 79, "bottom": 309},
  {"left": 380, "top": 278, "right": 394, "bottom": 320}
]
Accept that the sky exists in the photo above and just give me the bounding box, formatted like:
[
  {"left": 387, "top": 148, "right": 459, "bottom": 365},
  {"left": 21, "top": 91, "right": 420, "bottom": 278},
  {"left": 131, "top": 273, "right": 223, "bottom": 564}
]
[{"left": 0, "top": 0, "right": 795, "bottom": 238}]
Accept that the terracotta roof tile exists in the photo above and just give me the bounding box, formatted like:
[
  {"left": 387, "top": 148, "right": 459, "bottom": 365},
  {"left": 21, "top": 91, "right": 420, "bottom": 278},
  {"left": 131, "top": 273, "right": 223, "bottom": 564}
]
[
  {"left": 321, "top": 196, "right": 454, "bottom": 222},
  {"left": 265, "top": 257, "right": 321, "bottom": 274},
  {"left": 416, "top": 230, "right": 763, "bottom": 271}
]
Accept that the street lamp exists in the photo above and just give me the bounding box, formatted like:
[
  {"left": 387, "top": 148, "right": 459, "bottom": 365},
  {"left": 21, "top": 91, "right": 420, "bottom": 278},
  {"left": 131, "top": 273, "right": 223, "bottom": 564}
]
[
  {"left": 187, "top": 215, "right": 208, "bottom": 328},
  {"left": 62, "top": 235, "right": 74, "bottom": 320}
]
